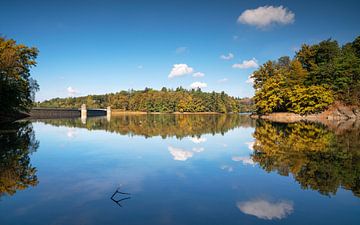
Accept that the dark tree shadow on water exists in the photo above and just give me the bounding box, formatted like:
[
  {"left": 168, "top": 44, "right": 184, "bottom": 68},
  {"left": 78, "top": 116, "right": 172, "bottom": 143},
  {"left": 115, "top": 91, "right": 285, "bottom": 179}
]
[
  {"left": 0, "top": 121, "right": 39, "bottom": 199},
  {"left": 110, "top": 188, "right": 131, "bottom": 207}
]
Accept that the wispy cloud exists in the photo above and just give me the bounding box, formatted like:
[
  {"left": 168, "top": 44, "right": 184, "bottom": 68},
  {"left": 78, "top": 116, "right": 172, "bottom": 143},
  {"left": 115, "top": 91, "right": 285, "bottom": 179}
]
[
  {"left": 232, "top": 156, "right": 255, "bottom": 166},
  {"left": 221, "top": 165, "right": 233, "bottom": 172},
  {"left": 168, "top": 64, "right": 194, "bottom": 78},
  {"left": 238, "top": 6, "right": 295, "bottom": 29},
  {"left": 190, "top": 81, "right": 207, "bottom": 89},
  {"left": 175, "top": 46, "right": 188, "bottom": 54},
  {"left": 193, "top": 72, "right": 205, "bottom": 78},
  {"left": 220, "top": 53, "right": 234, "bottom": 60},
  {"left": 192, "top": 147, "right": 205, "bottom": 153},
  {"left": 67, "top": 86, "right": 78, "bottom": 96},
  {"left": 218, "top": 78, "right": 229, "bottom": 83},
  {"left": 233, "top": 58, "right": 258, "bottom": 69}
]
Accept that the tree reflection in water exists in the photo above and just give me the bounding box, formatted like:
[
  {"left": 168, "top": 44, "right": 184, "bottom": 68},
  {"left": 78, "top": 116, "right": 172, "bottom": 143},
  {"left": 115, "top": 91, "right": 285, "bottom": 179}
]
[
  {"left": 0, "top": 121, "right": 39, "bottom": 198},
  {"left": 252, "top": 120, "right": 360, "bottom": 197},
  {"left": 34, "top": 114, "right": 255, "bottom": 139}
]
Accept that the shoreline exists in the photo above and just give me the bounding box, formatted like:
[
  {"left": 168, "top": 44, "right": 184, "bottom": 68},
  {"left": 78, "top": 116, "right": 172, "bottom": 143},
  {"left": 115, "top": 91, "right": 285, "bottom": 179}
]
[
  {"left": 0, "top": 112, "right": 30, "bottom": 124},
  {"left": 250, "top": 103, "right": 360, "bottom": 133},
  {"left": 111, "top": 111, "right": 224, "bottom": 115},
  {"left": 250, "top": 103, "right": 360, "bottom": 122}
]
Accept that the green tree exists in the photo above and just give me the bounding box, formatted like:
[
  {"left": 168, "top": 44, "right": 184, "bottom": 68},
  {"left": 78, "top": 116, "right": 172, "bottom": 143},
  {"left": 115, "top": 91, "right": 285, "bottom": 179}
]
[{"left": 0, "top": 37, "right": 39, "bottom": 115}]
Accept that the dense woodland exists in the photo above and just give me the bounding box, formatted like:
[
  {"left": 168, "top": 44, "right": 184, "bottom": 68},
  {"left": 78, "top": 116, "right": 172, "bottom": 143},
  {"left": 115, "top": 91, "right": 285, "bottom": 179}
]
[
  {"left": 38, "top": 88, "right": 254, "bottom": 113},
  {"left": 252, "top": 36, "right": 360, "bottom": 115}
]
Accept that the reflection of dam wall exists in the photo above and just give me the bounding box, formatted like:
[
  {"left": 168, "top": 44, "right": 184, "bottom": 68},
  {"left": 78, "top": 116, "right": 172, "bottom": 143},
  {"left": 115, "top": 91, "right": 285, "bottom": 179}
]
[{"left": 30, "top": 107, "right": 106, "bottom": 119}]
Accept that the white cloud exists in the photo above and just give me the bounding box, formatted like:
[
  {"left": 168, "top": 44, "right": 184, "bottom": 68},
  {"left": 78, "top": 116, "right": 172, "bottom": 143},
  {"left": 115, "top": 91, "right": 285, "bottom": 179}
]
[
  {"left": 246, "top": 75, "right": 254, "bottom": 84},
  {"left": 190, "top": 81, "right": 207, "bottom": 89},
  {"left": 193, "top": 72, "right": 205, "bottom": 78},
  {"left": 168, "top": 64, "right": 194, "bottom": 78},
  {"left": 218, "top": 78, "right": 229, "bottom": 83},
  {"left": 237, "top": 199, "right": 294, "bottom": 220},
  {"left": 237, "top": 6, "right": 295, "bottom": 29},
  {"left": 221, "top": 165, "right": 233, "bottom": 172},
  {"left": 192, "top": 147, "right": 205, "bottom": 153},
  {"left": 220, "top": 53, "right": 234, "bottom": 60},
  {"left": 66, "top": 128, "right": 78, "bottom": 139},
  {"left": 232, "top": 156, "right": 255, "bottom": 166},
  {"left": 168, "top": 146, "right": 193, "bottom": 161},
  {"left": 175, "top": 46, "right": 188, "bottom": 54},
  {"left": 67, "top": 86, "right": 78, "bottom": 96},
  {"left": 232, "top": 58, "right": 258, "bottom": 69},
  {"left": 137, "top": 65, "right": 143, "bottom": 69},
  {"left": 189, "top": 137, "right": 207, "bottom": 144},
  {"left": 246, "top": 141, "right": 255, "bottom": 151}
]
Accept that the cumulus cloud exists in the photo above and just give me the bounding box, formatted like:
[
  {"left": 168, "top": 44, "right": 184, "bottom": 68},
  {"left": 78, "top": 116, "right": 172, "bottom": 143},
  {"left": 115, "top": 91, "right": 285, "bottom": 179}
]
[
  {"left": 168, "top": 146, "right": 193, "bottom": 161},
  {"left": 220, "top": 53, "right": 234, "bottom": 60},
  {"left": 237, "top": 199, "right": 294, "bottom": 220},
  {"left": 168, "top": 64, "right": 194, "bottom": 78},
  {"left": 67, "top": 86, "right": 78, "bottom": 96},
  {"left": 246, "top": 75, "right": 254, "bottom": 84},
  {"left": 232, "top": 156, "right": 255, "bottom": 166},
  {"left": 193, "top": 72, "right": 205, "bottom": 78},
  {"left": 237, "top": 6, "right": 295, "bottom": 29},
  {"left": 175, "top": 46, "right": 188, "bottom": 54},
  {"left": 218, "top": 78, "right": 229, "bottom": 83},
  {"left": 189, "top": 137, "right": 207, "bottom": 144},
  {"left": 232, "top": 58, "right": 258, "bottom": 69},
  {"left": 190, "top": 81, "right": 207, "bottom": 89}
]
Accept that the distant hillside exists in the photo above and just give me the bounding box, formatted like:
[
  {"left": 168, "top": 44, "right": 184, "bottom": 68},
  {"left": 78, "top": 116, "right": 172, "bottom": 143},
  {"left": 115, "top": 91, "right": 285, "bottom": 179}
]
[{"left": 38, "top": 87, "right": 254, "bottom": 113}]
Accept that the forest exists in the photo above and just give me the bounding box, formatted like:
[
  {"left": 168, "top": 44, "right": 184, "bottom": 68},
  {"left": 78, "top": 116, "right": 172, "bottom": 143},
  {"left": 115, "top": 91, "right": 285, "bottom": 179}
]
[
  {"left": 252, "top": 36, "right": 360, "bottom": 115},
  {"left": 38, "top": 88, "right": 254, "bottom": 113}
]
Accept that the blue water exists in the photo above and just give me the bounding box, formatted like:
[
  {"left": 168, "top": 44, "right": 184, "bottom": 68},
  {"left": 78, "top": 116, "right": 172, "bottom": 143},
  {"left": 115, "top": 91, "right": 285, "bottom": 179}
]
[{"left": 0, "top": 115, "right": 359, "bottom": 225}]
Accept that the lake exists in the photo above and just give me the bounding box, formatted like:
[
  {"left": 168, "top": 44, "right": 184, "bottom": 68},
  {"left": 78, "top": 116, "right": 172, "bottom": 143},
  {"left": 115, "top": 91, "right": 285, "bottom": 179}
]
[{"left": 0, "top": 114, "right": 359, "bottom": 225}]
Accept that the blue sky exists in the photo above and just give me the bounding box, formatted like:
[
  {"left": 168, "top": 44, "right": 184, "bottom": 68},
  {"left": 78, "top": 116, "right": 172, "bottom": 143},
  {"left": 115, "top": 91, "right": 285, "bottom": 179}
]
[{"left": 1, "top": 0, "right": 359, "bottom": 101}]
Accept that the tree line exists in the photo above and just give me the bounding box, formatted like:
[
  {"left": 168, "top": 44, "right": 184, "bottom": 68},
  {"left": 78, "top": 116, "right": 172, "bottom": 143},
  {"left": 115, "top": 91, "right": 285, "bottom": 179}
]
[
  {"left": 252, "top": 36, "right": 360, "bottom": 115},
  {"left": 38, "top": 88, "right": 254, "bottom": 113}
]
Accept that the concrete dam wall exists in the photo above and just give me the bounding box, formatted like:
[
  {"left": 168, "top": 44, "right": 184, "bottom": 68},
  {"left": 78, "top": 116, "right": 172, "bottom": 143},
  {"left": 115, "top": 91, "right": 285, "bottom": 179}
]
[{"left": 30, "top": 105, "right": 109, "bottom": 119}]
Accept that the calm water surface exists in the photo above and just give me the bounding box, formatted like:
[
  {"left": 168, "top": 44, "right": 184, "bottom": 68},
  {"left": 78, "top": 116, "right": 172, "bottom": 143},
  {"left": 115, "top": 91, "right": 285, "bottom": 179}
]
[{"left": 0, "top": 114, "right": 359, "bottom": 225}]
